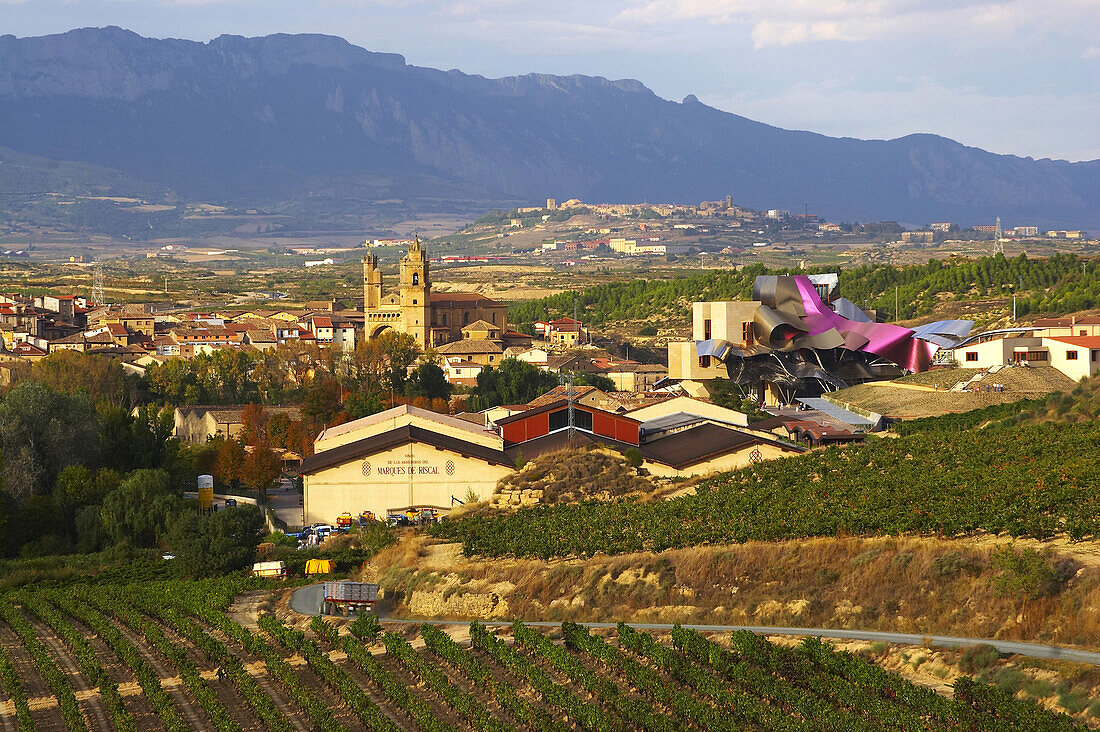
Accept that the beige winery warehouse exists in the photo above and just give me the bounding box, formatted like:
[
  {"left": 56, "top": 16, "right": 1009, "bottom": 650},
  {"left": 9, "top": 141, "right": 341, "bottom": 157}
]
[{"left": 299, "top": 405, "right": 514, "bottom": 524}]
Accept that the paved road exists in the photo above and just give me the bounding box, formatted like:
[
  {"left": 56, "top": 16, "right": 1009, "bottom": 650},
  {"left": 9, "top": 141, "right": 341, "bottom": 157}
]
[
  {"left": 288, "top": 584, "right": 1100, "bottom": 665},
  {"left": 268, "top": 476, "right": 303, "bottom": 529}
]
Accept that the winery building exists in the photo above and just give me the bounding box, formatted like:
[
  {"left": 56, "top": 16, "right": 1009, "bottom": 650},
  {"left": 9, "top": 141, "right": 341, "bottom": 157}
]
[{"left": 299, "top": 399, "right": 805, "bottom": 525}]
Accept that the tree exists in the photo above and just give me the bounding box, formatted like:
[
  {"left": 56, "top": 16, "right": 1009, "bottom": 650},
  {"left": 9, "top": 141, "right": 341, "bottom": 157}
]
[
  {"left": 30, "top": 350, "right": 143, "bottom": 407},
  {"left": 0, "top": 382, "right": 102, "bottom": 498},
  {"left": 99, "top": 469, "right": 179, "bottom": 548},
  {"left": 167, "top": 505, "right": 264, "bottom": 577},
  {"left": 301, "top": 376, "right": 343, "bottom": 427},
  {"left": 214, "top": 439, "right": 246, "bottom": 489},
  {"left": 468, "top": 358, "right": 559, "bottom": 410},
  {"left": 404, "top": 362, "right": 453, "bottom": 402},
  {"left": 241, "top": 444, "right": 280, "bottom": 496},
  {"left": 567, "top": 371, "right": 617, "bottom": 392}
]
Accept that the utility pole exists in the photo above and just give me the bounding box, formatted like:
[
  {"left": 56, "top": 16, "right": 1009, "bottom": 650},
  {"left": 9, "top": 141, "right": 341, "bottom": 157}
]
[{"left": 895, "top": 286, "right": 899, "bottom": 321}]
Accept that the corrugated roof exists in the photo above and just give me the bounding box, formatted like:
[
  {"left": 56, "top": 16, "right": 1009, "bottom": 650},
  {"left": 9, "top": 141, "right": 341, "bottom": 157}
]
[{"left": 795, "top": 398, "right": 875, "bottom": 427}]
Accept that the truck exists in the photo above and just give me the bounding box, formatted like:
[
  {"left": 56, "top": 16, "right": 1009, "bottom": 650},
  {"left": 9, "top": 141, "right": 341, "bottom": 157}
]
[
  {"left": 336, "top": 512, "right": 353, "bottom": 532},
  {"left": 321, "top": 581, "right": 379, "bottom": 616}
]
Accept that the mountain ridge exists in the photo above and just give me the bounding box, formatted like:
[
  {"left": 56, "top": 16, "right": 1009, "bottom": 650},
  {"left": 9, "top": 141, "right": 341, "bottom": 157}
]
[{"left": 1, "top": 27, "right": 1096, "bottom": 228}]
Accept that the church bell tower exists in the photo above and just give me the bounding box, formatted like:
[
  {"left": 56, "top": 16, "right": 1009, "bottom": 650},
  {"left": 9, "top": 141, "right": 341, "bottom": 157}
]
[
  {"left": 399, "top": 236, "right": 431, "bottom": 348},
  {"left": 362, "top": 242, "right": 382, "bottom": 312}
]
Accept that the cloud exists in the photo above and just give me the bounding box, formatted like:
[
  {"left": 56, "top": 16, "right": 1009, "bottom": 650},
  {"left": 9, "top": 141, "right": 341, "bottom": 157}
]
[
  {"left": 613, "top": 0, "right": 1099, "bottom": 48},
  {"left": 1084, "top": 46, "right": 1100, "bottom": 59},
  {"left": 749, "top": 20, "right": 857, "bottom": 48}
]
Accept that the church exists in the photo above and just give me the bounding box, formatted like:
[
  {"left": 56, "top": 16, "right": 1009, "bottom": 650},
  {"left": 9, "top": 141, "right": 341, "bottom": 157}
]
[{"left": 362, "top": 237, "right": 509, "bottom": 349}]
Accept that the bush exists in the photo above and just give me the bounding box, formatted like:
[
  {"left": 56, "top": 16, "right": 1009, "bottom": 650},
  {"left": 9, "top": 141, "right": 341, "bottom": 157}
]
[
  {"left": 1088, "top": 699, "right": 1100, "bottom": 719},
  {"left": 1059, "top": 691, "right": 1088, "bottom": 715},
  {"left": 1026, "top": 679, "right": 1055, "bottom": 698},
  {"left": 990, "top": 667, "right": 1026, "bottom": 695},
  {"left": 930, "top": 551, "right": 982, "bottom": 580},
  {"left": 959, "top": 644, "right": 1001, "bottom": 673},
  {"left": 637, "top": 325, "right": 658, "bottom": 336},
  {"left": 991, "top": 545, "right": 1073, "bottom": 600},
  {"left": 166, "top": 505, "right": 265, "bottom": 578}
]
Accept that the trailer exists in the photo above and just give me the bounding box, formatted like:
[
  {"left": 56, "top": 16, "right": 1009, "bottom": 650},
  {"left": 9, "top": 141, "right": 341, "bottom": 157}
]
[
  {"left": 251, "top": 561, "right": 286, "bottom": 578},
  {"left": 321, "top": 580, "right": 379, "bottom": 616}
]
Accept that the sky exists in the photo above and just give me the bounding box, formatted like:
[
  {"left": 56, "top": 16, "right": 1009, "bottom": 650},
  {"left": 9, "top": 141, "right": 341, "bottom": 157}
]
[{"left": 2, "top": 0, "right": 1097, "bottom": 162}]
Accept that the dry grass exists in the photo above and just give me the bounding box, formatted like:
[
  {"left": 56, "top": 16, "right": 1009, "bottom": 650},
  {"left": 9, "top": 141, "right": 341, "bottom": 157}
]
[
  {"left": 374, "top": 534, "right": 1100, "bottom": 650},
  {"left": 498, "top": 447, "right": 654, "bottom": 503}
]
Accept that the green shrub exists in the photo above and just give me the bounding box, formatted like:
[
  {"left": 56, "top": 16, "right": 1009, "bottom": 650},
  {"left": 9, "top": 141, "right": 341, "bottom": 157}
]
[
  {"left": 891, "top": 551, "right": 914, "bottom": 567},
  {"left": 1058, "top": 691, "right": 1088, "bottom": 715},
  {"left": 1088, "top": 699, "right": 1100, "bottom": 718},
  {"left": 1026, "top": 679, "right": 1055, "bottom": 698},
  {"left": 959, "top": 644, "right": 1001, "bottom": 673},
  {"left": 850, "top": 549, "right": 881, "bottom": 567},
  {"left": 991, "top": 545, "right": 1073, "bottom": 600},
  {"left": 930, "top": 551, "right": 982, "bottom": 580},
  {"left": 990, "top": 667, "right": 1026, "bottom": 695}
]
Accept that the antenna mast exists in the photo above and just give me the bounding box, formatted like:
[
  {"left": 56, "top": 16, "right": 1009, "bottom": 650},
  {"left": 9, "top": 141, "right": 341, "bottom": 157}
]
[
  {"left": 92, "top": 264, "right": 106, "bottom": 306},
  {"left": 993, "top": 217, "right": 1004, "bottom": 255}
]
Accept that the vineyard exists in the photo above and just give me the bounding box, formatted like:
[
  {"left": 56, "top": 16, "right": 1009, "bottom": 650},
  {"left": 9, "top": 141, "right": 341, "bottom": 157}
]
[
  {"left": 509, "top": 252, "right": 1100, "bottom": 327},
  {"left": 434, "top": 421, "right": 1100, "bottom": 558},
  {"left": 0, "top": 578, "right": 1085, "bottom": 730}
]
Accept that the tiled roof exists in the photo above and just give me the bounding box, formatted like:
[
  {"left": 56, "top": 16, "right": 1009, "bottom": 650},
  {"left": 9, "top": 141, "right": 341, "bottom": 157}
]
[
  {"left": 461, "top": 319, "right": 499, "bottom": 331},
  {"left": 1045, "top": 336, "right": 1100, "bottom": 348},
  {"left": 437, "top": 339, "right": 503, "bottom": 355}
]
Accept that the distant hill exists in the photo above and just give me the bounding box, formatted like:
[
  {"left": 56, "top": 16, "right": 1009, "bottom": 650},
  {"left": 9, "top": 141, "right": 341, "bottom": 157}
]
[{"left": 1, "top": 27, "right": 1098, "bottom": 228}]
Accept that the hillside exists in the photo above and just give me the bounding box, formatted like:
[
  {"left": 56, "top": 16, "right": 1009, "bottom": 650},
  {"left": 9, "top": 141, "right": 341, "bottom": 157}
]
[
  {"left": 511, "top": 253, "right": 1100, "bottom": 332},
  {"left": 433, "top": 419, "right": 1100, "bottom": 558},
  {"left": 1, "top": 28, "right": 1098, "bottom": 227}
]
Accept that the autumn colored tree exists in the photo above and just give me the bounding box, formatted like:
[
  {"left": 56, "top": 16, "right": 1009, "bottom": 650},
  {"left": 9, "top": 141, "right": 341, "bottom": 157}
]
[
  {"left": 241, "top": 444, "right": 281, "bottom": 498},
  {"left": 214, "top": 438, "right": 246, "bottom": 489}
]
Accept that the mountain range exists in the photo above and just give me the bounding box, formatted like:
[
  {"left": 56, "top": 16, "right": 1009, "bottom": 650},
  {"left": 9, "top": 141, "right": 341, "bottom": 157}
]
[{"left": 1, "top": 27, "right": 1097, "bottom": 229}]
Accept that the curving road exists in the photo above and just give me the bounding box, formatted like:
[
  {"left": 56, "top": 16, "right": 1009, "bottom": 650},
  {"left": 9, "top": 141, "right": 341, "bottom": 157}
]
[{"left": 288, "top": 584, "right": 1100, "bottom": 665}]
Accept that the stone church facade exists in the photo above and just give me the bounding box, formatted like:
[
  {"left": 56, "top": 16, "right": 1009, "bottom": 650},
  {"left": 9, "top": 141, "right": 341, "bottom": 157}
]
[{"left": 363, "top": 237, "right": 508, "bottom": 349}]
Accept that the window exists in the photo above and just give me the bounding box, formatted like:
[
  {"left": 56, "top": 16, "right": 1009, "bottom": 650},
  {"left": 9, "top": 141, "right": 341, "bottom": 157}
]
[
  {"left": 442, "top": 313, "right": 447, "bottom": 326},
  {"left": 1081, "top": 330, "right": 1088, "bottom": 336},
  {"left": 965, "top": 352, "right": 978, "bottom": 362},
  {"left": 704, "top": 318, "right": 712, "bottom": 341},
  {"left": 742, "top": 321, "right": 754, "bottom": 345},
  {"left": 463, "top": 312, "right": 470, "bottom": 325},
  {"left": 1093, "top": 349, "right": 1099, "bottom": 362},
  {"left": 492, "top": 312, "right": 497, "bottom": 323},
  {"left": 412, "top": 299, "right": 417, "bottom": 305},
  {"left": 412, "top": 272, "right": 419, "bottom": 285},
  {"left": 699, "top": 355, "right": 711, "bottom": 368},
  {"left": 1067, "top": 350, "right": 1079, "bottom": 360},
  {"left": 1027, "top": 351, "right": 1048, "bottom": 361}
]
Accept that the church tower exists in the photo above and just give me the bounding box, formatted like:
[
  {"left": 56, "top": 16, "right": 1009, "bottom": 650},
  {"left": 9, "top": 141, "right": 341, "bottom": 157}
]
[
  {"left": 362, "top": 243, "right": 382, "bottom": 312},
  {"left": 399, "top": 236, "right": 431, "bottom": 348}
]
